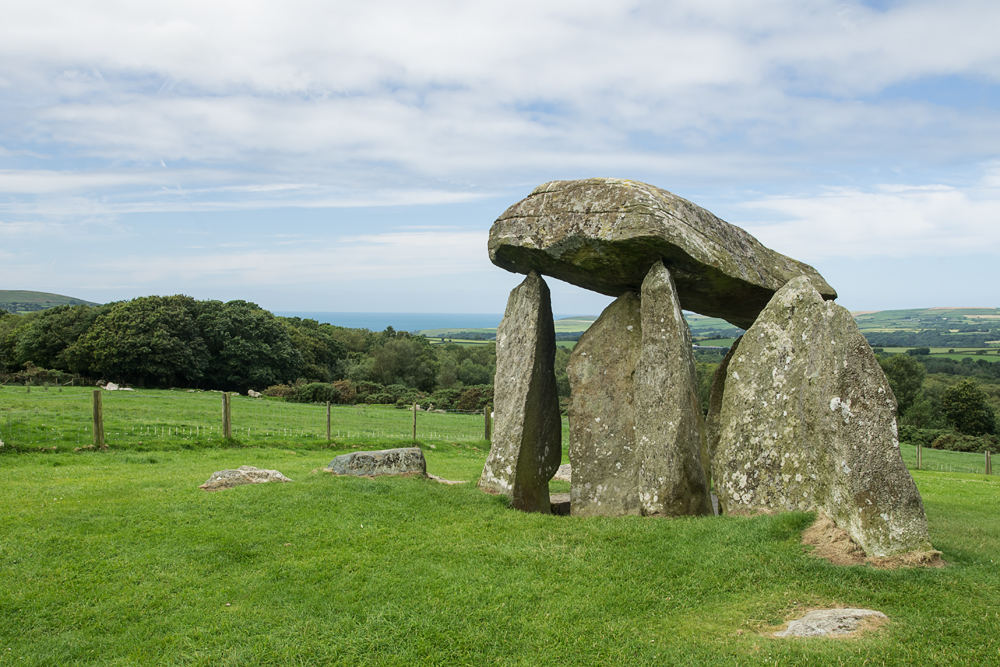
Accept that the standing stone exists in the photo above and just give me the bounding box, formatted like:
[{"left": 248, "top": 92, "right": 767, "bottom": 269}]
[
  {"left": 568, "top": 262, "right": 712, "bottom": 517},
  {"left": 488, "top": 178, "right": 837, "bottom": 329},
  {"left": 633, "top": 262, "right": 713, "bottom": 516},
  {"left": 714, "top": 277, "right": 933, "bottom": 557},
  {"left": 705, "top": 335, "right": 742, "bottom": 474},
  {"left": 568, "top": 292, "right": 643, "bottom": 516},
  {"left": 479, "top": 271, "right": 562, "bottom": 513}
]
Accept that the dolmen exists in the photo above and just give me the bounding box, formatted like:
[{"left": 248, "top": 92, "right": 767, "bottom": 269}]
[{"left": 480, "top": 177, "right": 933, "bottom": 558}]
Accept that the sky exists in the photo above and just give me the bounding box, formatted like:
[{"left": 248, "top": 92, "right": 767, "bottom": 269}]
[{"left": 2, "top": 0, "right": 1000, "bottom": 317}]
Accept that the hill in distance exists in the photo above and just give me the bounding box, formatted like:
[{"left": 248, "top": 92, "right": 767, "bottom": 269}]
[{"left": 0, "top": 290, "right": 101, "bottom": 314}]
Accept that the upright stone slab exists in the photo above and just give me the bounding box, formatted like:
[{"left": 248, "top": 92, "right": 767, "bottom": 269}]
[
  {"left": 706, "top": 336, "right": 742, "bottom": 472},
  {"left": 567, "top": 292, "right": 643, "bottom": 516},
  {"left": 489, "top": 178, "right": 837, "bottom": 328},
  {"left": 568, "top": 262, "right": 712, "bottom": 517},
  {"left": 479, "top": 271, "right": 562, "bottom": 513},
  {"left": 714, "top": 277, "right": 933, "bottom": 557},
  {"left": 633, "top": 262, "right": 713, "bottom": 516}
]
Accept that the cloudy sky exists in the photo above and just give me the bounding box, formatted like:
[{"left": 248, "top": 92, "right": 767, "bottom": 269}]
[{"left": 2, "top": 0, "right": 999, "bottom": 317}]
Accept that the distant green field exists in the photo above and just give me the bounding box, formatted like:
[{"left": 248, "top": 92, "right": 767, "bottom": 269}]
[
  {"left": 0, "top": 290, "right": 100, "bottom": 313},
  {"left": 877, "top": 347, "right": 1000, "bottom": 361},
  {"left": 696, "top": 338, "right": 737, "bottom": 347}
]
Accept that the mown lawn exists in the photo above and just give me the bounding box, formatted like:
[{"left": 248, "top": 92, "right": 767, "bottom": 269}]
[{"left": 1, "top": 444, "right": 998, "bottom": 666}]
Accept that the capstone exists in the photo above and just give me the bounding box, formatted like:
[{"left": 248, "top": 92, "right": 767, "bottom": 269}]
[{"left": 488, "top": 178, "right": 836, "bottom": 328}]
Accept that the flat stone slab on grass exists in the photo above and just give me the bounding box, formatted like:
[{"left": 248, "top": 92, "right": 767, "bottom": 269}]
[
  {"left": 327, "top": 447, "right": 427, "bottom": 477},
  {"left": 773, "top": 609, "right": 887, "bottom": 638},
  {"left": 199, "top": 465, "right": 292, "bottom": 491}
]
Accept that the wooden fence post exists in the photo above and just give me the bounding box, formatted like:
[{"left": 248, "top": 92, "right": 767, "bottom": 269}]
[
  {"left": 92, "top": 389, "right": 104, "bottom": 448},
  {"left": 986, "top": 451, "right": 992, "bottom": 476},
  {"left": 484, "top": 406, "right": 492, "bottom": 442},
  {"left": 222, "top": 393, "right": 232, "bottom": 438},
  {"left": 412, "top": 403, "right": 417, "bottom": 441},
  {"left": 917, "top": 444, "right": 922, "bottom": 470},
  {"left": 326, "top": 401, "right": 331, "bottom": 442}
]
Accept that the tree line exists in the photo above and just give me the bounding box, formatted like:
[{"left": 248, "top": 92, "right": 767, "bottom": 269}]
[
  {"left": 0, "top": 297, "right": 500, "bottom": 409},
  {"left": 877, "top": 353, "right": 999, "bottom": 453}
]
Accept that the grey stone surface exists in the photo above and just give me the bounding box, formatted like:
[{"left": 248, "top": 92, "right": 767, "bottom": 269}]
[
  {"left": 553, "top": 463, "right": 572, "bottom": 482},
  {"left": 199, "top": 465, "right": 292, "bottom": 491},
  {"left": 488, "top": 178, "right": 836, "bottom": 328},
  {"left": 568, "top": 262, "right": 712, "bottom": 517},
  {"left": 633, "top": 261, "right": 712, "bottom": 516},
  {"left": 714, "top": 277, "right": 933, "bottom": 557},
  {"left": 479, "top": 272, "right": 562, "bottom": 513},
  {"left": 567, "top": 292, "right": 643, "bottom": 516},
  {"left": 327, "top": 447, "right": 426, "bottom": 477},
  {"left": 774, "top": 609, "right": 887, "bottom": 638},
  {"left": 705, "top": 336, "right": 742, "bottom": 480}
]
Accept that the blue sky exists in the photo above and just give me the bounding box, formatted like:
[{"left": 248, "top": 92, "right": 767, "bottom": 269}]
[{"left": 2, "top": 0, "right": 999, "bottom": 316}]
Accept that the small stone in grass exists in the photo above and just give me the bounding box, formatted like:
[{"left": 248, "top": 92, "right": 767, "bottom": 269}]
[{"left": 773, "top": 609, "right": 887, "bottom": 637}]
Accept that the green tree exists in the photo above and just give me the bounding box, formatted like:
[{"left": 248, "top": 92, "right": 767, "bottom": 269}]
[
  {"left": 196, "top": 300, "right": 302, "bottom": 392},
  {"left": 80, "top": 295, "right": 209, "bottom": 386},
  {"left": 940, "top": 379, "right": 997, "bottom": 436},
  {"left": 878, "top": 353, "right": 926, "bottom": 414},
  {"left": 280, "top": 317, "right": 349, "bottom": 382}
]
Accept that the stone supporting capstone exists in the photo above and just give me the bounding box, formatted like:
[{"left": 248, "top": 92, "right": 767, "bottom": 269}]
[
  {"left": 568, "top": 261, "right": 713, "bottom": 517},
  {"left": 713, "top": 277, "right": 933, "bottom": 557},
  {"left": 479, "top": 271, "right": 562, "bottom": 513}
]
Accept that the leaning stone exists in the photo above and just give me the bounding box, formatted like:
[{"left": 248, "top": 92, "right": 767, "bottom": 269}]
[
  {"left": 774, "top": 609, "right": 887, "bottom": 638},
  {"left": 714, "top": 277, "right": 933, "bottom": 557},
  {"left": 327, "top": 447, "right": 426, "bottom": 477},
  {"left": 479, "top": 272, "right": 562, "bottom": 513},
  {"left": 199, "top": 465, "right": 292, "bottom": 491},
  {"left": 552, "top": 463, "right": 572, "bottom": 482},
  {"left": 488, "top": 178, "right": 836, "bottom": 328},
  {"left": 568, "top": 262, "right": 712, "bottom": 517}
]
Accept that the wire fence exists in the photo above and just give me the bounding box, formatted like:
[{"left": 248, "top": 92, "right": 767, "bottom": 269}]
[
  {"left": 2, "top": 386, "right": 989, "bottom": 475},
  {"left": 0, "top": 386, "right": 503, "bottom": 449}
]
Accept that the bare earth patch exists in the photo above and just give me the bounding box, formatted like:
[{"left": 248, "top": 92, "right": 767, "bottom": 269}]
[{"left": 802, "top": 515, "right": 945, "bottom": 569}]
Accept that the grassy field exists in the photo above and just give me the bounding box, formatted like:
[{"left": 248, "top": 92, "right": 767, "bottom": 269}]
[
  {"left": 0, "top": 387, "right": 557, "bottom": 451},
  {"left": 0, "top": 443, "right": 998, "bottom": 665}
]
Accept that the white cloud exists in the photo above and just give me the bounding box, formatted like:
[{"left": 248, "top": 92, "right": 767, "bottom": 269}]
[
  {"left": 739, "top": 175, "right": 1000, "bottom": 260},
  {"left": 86, "top": 231, "right": 489, "bottom": 285}
]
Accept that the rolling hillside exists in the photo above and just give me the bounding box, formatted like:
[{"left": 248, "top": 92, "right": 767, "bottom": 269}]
[{"left": 0, "top": 290, "right": 101, "bottom": 314}]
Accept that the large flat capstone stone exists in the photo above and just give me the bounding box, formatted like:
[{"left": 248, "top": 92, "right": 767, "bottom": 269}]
[
  {"left": 328, "top": 447, "right": 427, "bottom": 477},
  {"left": 568, "top": 261, "right": 713, "bottom": 517},
  {"left": 713, "top": 277, "right": 933, "bottom": 557},
  {"left": 488, "top": 178, "right": 836, "bottom": 329},
  {"left": 479, "top": 271, "right": 562, "bottom": 513}
]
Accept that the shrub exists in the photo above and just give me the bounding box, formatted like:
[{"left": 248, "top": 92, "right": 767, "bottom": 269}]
[
  {"left": 931, "top": 433, "right": 999, "bottom": 453},
  {"left": 455, "top": 385, "right": 494, "bottom": 411},
  {"left": 262, "top": 383, "right": 295, "bottom": 398},
  {"left": 332, "top": 380, "right": 357, "bottom": 404},
  {"left": 898, "top": 425, "right": 952, "bottom": 448},
  {"left": 365, "top": 392, "right": 395, "bottom": 405},
  {"left": 287, "top": 382, "right": 341, "bottom": 404}
]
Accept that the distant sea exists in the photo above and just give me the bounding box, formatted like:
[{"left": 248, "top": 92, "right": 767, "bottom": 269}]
[{"left": 273, "top": 312, "right": 507, "bottom": 332}]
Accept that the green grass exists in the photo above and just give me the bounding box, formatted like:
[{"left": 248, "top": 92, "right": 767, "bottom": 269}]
[
  {"left": 0, "top": 386, "right": 570, "bottom": 453},
  {"left": 1, "top": 445, "right": 998, "bottom": 665}
]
